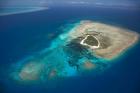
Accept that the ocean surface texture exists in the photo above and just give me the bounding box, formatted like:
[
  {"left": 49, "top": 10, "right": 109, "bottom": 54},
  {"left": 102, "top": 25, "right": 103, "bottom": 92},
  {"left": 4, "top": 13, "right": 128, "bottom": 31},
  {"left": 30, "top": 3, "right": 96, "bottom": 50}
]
[{"left": 0, "top": 6, "right": 140, "bottom": 93}]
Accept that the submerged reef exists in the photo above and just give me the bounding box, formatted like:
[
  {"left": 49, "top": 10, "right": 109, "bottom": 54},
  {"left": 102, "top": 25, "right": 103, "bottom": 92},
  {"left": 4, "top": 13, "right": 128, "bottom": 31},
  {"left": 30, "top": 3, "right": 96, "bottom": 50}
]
[{"left": 11, "top": 20, "right": 139, "bottom": 83}]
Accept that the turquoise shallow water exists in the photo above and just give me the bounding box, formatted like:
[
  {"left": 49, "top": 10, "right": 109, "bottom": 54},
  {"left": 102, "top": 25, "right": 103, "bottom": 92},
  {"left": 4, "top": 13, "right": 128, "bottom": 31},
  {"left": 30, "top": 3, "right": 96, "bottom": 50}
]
[
  {"left": 9, "top": 20, "right": 110, "bottom": 84},
  {"left": 0, "top": 6, "right": 140, "bottom": 93}
]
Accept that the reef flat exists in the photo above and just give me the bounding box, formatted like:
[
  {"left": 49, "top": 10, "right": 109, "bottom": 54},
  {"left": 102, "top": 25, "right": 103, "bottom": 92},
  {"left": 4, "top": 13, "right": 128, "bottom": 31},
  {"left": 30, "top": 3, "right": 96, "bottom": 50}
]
[
  {"left": 11, "top": 20, "right": 139, "bottom": 83},
  {"left": 67, "top": 20, "right": 139, "bottom": 60}
]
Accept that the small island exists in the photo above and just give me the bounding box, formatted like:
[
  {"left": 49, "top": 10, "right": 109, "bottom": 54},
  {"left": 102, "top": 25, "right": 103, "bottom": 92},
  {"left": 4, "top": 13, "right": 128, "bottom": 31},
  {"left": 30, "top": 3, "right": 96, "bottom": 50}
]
[
  {"left": 67, "top": 20, "right": 139, "bottom": 60},
  {"left": 80, "top": 35, "right": 100, "bottom": 49}
]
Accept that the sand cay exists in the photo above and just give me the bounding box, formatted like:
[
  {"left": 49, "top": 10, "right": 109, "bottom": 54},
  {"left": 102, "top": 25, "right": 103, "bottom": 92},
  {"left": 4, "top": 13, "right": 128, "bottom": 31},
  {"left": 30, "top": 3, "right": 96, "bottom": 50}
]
[{"left": 67, "top": 20, "right": 139, "bottom": 60}]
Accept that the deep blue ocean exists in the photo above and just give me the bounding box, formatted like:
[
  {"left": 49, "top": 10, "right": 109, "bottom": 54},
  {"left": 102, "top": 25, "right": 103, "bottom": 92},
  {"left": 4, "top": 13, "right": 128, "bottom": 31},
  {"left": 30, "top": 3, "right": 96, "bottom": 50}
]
[{"left": 0, "top": 6, "right": 140, "bottom": 93}]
